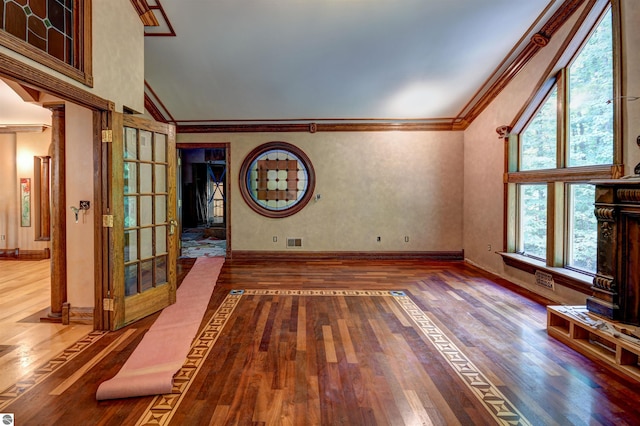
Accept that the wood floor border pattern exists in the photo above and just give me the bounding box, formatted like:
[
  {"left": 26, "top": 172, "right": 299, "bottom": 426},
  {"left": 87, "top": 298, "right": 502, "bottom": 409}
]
[
  {"left": 136, "top": 292, "right": 243, "bottom": 426},
  {"left": 393, "top": 293, "right": 532, "bottom": 426},
  {"left": 0, "top": 330, "right": 107, "bottom": 411},
  {"left": 135, "top": 289, "right": 533, "bottom": 425}
]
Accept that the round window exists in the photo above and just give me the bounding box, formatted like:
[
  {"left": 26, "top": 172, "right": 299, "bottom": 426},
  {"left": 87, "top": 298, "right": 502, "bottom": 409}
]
[{"left": 239, "top": 142, "right": 315, "bottom": 218}]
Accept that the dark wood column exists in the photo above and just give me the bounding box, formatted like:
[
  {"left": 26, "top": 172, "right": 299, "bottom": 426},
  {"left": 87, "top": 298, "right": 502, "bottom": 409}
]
[{"left": 48, "top": 104, "right": 66, "bottom": 320}]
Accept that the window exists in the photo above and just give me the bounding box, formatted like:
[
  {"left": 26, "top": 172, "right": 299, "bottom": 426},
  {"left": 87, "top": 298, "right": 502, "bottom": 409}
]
[
  {"left": 518, "top": 184, "right": 548, "bottom": 260},
  {"left": 505, "top": 2, "right": 619, "bottom": 282},
  {"left": 0, "top": 0, "right": 92, "bottom": 86},
  {"left": 239, "top": 142, "right": 315, "bottom": 218}
]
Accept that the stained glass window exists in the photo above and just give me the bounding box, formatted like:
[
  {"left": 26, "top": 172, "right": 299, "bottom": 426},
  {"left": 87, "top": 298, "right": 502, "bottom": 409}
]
[
  {"left": 240, "top": 142, "right": 315, "bottom": 218},
  {"left": 2, "top": 0, "right": 75, "bottom": 66}
]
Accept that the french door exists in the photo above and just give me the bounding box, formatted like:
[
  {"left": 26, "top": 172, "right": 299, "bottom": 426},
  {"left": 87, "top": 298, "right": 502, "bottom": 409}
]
[{"left": 108, "top": 113, "right": 177, "bottom": 330}]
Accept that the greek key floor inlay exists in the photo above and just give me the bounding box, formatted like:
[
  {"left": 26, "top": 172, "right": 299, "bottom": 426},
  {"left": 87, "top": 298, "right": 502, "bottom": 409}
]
[{"left": 136, "top": 289, "right": 531, "bottom": 425}]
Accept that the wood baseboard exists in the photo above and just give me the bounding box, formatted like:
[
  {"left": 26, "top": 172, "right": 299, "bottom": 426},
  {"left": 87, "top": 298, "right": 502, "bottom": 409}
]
[
  {"left": 230, "top": 250, "right": 464, "bottom": 261},
  {"left": 0, "top": 248, "right": 50, "bottom": 260},
  {"left": 69, "top": 306, "right": 94, "bottom": 325}
]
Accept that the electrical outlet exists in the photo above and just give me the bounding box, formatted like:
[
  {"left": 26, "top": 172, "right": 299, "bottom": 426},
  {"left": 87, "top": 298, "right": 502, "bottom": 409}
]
[
  {"left": 0, "top": 235, "right": 5, "bottom": 241},
  {"left": 273, "top": 236, "right": 278, "bottom": 242},
  {"left": 404, "top": 236, "right": 409, "bottom": 242},
  {"left": 487, "top": 244, "right": 492, "bottom": 251},
  {"left": 377, "top": 236, "right": 381, "bottom": 242}
]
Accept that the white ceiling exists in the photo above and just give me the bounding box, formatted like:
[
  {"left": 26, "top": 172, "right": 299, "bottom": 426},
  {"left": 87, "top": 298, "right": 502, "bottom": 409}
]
[
  {"left": 144, "top": 0, "right": 560, "bottom": 124},
  {"left": 0, "top": 79, "right": 51, "bottom": 126}
]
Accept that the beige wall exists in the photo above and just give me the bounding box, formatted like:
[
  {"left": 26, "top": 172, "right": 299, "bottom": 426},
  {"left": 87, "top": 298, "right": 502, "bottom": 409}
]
[
  {"left": 179, "top": 131, "right": 464, "bottom": 253},
  {"left": 463, "top": 0, "right": 640, "bottom": 305},
  {"left": 0, "top": 0, "right": 144, "bottom": 114},
  {"left": 0, "top": 133, "right": 17, "bottom": 249},
  {"left": 91, "top": 0, "right": 144, "bottom": 113},
  {"left": 65, "top": 103, "right": 95, "bottom": 308},
  {"left": 0, "top": 129, "right": 51, "bottom": 252},
  {"left": 16, "top": 129, "right": 53, "bottom": 252}
]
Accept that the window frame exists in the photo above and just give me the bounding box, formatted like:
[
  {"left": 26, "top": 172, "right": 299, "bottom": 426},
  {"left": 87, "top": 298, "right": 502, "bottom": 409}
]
[
  {"left": 238, "top": 141, "right": 316, "bottom": 219},
  {"left": 0, "top": 0, "right": 93, "bottom": 87},
  {"left": 502, "top": 0, "right": 622, "bottom": 292}
]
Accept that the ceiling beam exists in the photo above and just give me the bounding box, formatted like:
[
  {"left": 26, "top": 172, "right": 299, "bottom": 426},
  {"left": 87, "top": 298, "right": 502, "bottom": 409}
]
[{"left": 129, "top": 0, "right": 159, "bottom": 26}]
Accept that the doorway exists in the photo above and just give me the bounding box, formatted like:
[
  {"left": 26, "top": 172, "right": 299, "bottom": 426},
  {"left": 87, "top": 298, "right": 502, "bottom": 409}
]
[{"left": 177, "top": 144, "right": 230, "bottom": 258}]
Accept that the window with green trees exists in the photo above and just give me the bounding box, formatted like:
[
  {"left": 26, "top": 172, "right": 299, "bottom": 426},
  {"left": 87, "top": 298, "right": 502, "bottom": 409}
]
[{"left": 506, "top": 1, "right": 619, "bottom": 281}]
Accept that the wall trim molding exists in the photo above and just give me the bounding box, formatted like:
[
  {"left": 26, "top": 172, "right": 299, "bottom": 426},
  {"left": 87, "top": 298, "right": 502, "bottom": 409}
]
[
  {"left": 177, "top": 121, "right": 459, "bottom": 133},
  {"left": 0, "top": 248, "right": 50, "bottom": 260},
  {"left": 230, "top": 250, "right": 464, "bottom": 261}
]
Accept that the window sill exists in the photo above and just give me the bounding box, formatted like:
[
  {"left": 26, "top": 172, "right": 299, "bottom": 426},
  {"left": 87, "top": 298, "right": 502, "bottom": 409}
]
[{"left": 498, "top": 252, "right": 593, "bottom": 295}]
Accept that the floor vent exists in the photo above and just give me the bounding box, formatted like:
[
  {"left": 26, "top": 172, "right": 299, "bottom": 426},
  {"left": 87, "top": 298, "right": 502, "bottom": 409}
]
[
  {"left": 287, "top": 238, "right": 303, "bottom": 248},
  {"left": 535, "top": 270, "right": 555, "bottom": 290}
]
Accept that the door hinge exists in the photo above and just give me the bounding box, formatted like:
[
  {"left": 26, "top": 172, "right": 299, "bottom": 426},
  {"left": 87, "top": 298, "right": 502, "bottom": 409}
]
[
  {"left": 103, "top": 298, "right": 114, "bottom": 311},
  {"left": 102, "top": 215, "right": 114, "bottom": 227},
  {"left": 101, "top": 129, "right": 113, "bottom": 143}
]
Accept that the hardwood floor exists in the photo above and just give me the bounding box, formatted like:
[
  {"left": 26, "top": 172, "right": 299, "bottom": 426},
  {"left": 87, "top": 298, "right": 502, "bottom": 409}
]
[
  {"left": 2, "top": 258, "right": 640, "bottom": 425},
  {"left": 0, "top": 260, "right": 92, "bottom": 392}
]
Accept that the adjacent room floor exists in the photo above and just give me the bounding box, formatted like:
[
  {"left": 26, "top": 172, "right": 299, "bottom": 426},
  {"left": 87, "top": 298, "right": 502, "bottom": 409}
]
[{"left": 180, "top": 226, "right": 226, "bottom": 258}]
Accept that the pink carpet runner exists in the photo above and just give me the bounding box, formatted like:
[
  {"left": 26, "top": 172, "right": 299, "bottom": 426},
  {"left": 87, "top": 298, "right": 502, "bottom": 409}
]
[{"left": 96, "top": 256, "right": 225, "bottom": 400}]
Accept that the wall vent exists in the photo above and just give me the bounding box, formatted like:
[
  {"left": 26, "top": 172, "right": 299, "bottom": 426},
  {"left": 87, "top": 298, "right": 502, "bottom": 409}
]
[
  {"left": 287, "top": 238, "right": 303, "bottom": 248},
  {"left": 535, "top": 270, "right": 555, "bottom": 290}
]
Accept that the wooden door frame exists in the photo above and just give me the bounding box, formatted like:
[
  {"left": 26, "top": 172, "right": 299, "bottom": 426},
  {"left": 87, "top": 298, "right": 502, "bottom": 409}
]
[
  {"left": 1, "top": 52, "right": 113, "bottom": 330},
  {"left": 176, "top": 142, "right": 232, "bottom": 258}
]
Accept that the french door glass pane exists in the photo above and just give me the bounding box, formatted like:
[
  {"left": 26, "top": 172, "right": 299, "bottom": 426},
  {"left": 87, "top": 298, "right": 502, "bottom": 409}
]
[
  {"left": 124, "top": 196, "right": 137, "bottom": 228},
  {"left": 155, "top": 164, "right": 166, "bottom": 192},
  {"left": 124, "top": 230, "right": 138, "bottom": 262},
  {"left": 125, "top": 264, "right": 138, "bottom": 296},
  {"left": 124, "top": 128, "right": 137, "bottom": 159},
  {"left": 141, "top": 260, "right": 154, "bottom": 291},
  {"left": 568, "top": 8, "right": 613, "bottom": 167},
  {"left": 140, "top": 196, "right": 153, "bottom": 226},
  {"left": 519, "top": 184, "right": 547, "bottom": 259},
  {"left": 156, "top": 256, "right": 167, "bottom": 285},
  {"left": 124, "top": 162, "right": 137, "bottom": 193},
  {"left": 139, "top": 130, "right": 153, "bottom": 161},
  {"left": 155, "top": 134, "right": 166, "bottom": 162},
  {"left": 140, "top": 163, "right": 153, "bottom": 193},
  {"left": 520, "top": 88, "right": 557, "bottom": 171},
  {"left": 156, "top": 226, "right": 167, "bottom": 254},
  {"left": 567, "top": 184, "right": 597, "bottom": 272},
  {"left": 140, "top": 227, "right": 153, "bottom": 259},
  {"left": 155, "top": 195, "right": 166, "bottom": 223}
]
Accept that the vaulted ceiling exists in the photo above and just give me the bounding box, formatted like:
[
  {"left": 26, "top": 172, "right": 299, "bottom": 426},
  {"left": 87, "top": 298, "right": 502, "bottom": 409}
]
[{"left": 142, "top": 0, "right": 567, "bottom": 129}]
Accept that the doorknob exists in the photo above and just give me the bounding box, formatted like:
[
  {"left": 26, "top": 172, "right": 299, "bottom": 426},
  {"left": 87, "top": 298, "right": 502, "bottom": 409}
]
[{"left": 169, "top": 219, "right": 178, "bottom": 236}]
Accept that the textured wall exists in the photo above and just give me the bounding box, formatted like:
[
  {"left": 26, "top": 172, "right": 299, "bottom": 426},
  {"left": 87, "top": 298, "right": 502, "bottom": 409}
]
[
  {"left": 65, "top": 103, "right": 95, "bottom": 308},
  {"left": 179, "top": 131, "right": 464, "bottom": 253}
]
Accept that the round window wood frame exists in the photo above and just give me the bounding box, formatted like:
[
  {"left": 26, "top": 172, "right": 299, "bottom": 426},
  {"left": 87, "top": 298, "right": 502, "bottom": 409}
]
[{"left": 239, "top": 142, "right": 316, "bottom": 218}]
